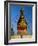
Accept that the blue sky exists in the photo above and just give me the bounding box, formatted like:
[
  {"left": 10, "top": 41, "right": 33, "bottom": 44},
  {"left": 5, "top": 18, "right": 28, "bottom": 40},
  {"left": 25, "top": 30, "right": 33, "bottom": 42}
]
[{"left": 9, "top": 4, "right": 33, "bottom": 35}]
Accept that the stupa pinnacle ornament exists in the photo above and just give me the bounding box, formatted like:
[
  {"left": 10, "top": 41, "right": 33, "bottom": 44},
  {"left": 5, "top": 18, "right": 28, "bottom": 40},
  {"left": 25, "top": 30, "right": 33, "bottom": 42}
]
[{"left": 17, "top": 8, "right": 28, "bottom": 38}]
